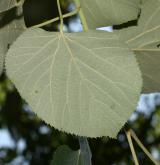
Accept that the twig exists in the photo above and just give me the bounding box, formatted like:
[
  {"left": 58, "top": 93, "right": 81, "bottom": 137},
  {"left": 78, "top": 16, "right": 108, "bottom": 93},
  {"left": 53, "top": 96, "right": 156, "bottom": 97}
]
[
  {"left": 130, "top": 129, "right": 160, "bottom": 165},
  {"left": 57, "top": 0, "right": 63, "bottom": 32},
  {"left": 16, "top": 0, "right": 25, "bottom": 6},
  {"left": 30, "top": 9, "right": 79, "bottom": 29},
  {"left": 125, "top": 130, "right": 139, "bottom": 165},
  {"left": 74, "top": 0, "right": 89, "bottom": 31}
]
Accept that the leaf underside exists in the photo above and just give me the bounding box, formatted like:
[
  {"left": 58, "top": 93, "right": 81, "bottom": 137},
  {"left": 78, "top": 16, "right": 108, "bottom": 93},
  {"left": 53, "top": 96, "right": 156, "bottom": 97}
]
[
  {"left": 0, "top": 9, "right": 25, "bottom": 75},
  {"left": 80, "top": 0, "right": 140, "bottom": 28},
  {"left": 0, "top": 0, "right": 17, "bottom": 13},
  {"left": 117, "top": 0, "right": 160, "bottom": 93},
  {"left": 0, "top": 8, "right": 25, "bottom": 75},
  {"left": 52, "top": 145, "right": 81, "bottom": 165},
  {"left": 0, "top": 52, "right": 3, "bottom": 75},
  {"left": 6, "top": 29, "right": 142, "bottom": 138}
]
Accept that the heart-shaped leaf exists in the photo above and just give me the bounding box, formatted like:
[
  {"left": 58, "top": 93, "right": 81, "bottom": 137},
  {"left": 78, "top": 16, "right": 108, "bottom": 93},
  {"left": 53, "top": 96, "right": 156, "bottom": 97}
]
[
  {"left": 79, "top": 0, "right": 140, "bottom": 28},
  {"left": 117, "top": 0, "right": 160, "bottom": 93},
  {"left": 6, "top": 29, "right": 142, "bottom": 137}
]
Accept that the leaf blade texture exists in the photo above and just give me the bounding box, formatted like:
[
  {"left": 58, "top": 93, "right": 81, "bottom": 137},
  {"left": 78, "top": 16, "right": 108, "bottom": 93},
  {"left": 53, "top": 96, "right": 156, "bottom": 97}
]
[
  {"left": 51, "top": 145, "right": 81, "bottom": 165},
  {"left": 0, "top": 8, "right": 25, "bottom": 75},
  {"left": 0, "top": 0, "right": 17, "bottom": 13},
  {"left": 6, "top": 29, "right": 142, "bottom": 137},
  {"left": 79, "top": 0, "right": 140, "bottom": 28},
  {"left": 117, "top": 0, "right": 160, "bottom": 93}
]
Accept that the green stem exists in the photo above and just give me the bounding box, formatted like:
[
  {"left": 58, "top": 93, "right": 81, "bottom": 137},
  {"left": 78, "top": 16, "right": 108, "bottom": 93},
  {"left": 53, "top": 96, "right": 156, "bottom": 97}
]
[
  {"left": 57, "top": 0, "right": 63, "bottom": 32},
  {"left": 30, "top": 10, "right": 79, "bottom": 29},
  {"left": 130, "top": 130, "right": 160, "bottom": 165},
  {"left": 125, "top": 130, "right": 139, "bottom": 165},
  {"left": 74, "top": 0, "right": 89, "bottom": 31}
]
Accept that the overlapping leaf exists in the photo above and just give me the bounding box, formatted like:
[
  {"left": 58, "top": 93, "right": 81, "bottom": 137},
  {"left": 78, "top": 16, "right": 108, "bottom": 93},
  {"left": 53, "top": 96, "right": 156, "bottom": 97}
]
[
  {"left": 117, "top": 0, "right": 160, "bottom": 93},
  {"left": 0, "top": 48, "right": 3, "bottom": 75},
  {"left": 52, "top": 145, "right": 82, "bottom": 165},
  {"left": 6, "top": 29, "right": 142, "bottom": 137},
  {"left": 52, "top": 139, "right": 91, "bottom": 165},
  {"left": 79, "top": 0, "right": 140, "bottom": 28},
  {"left": 0, "top": 0, "right": 18, "bottom": 13},
  {"left": 0, "top": 11, "right": 25, "bottom": 75}
]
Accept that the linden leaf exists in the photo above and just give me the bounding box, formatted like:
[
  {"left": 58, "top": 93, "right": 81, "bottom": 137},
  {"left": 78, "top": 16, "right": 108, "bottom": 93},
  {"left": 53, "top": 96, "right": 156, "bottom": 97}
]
[
  {"left": 51, "top": 145, "right": 82, "bottom": 165},
  {"left": 0, "top": 49, "right": 3, "bottom": 75},
  {"left": 0, "top": 8, "right": 25, "bottom": 75},
  {"left": 52, "top": 138, "right": 91, "bottom": 165},
  {"left": 6, "top": 28, "right": 142, "bottom": 138},
  {"left": 0, "top": 0, "right": 17, "bottom": 13},
  {"left": 79, "top": 0, "right": 140, "bottom": 28},
  {"left": 117, "top": 0, "right": 160, "bottom": 93}
]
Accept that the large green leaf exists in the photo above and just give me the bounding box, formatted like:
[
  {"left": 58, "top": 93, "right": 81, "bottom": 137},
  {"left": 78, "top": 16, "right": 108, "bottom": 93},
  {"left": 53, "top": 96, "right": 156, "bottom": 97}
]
[
  {"left": 6, "top": 29, "right": 142, "bottom": 137},
  {"left": 78, "top": 0, "right": 140, "bottom": 28},
  {"left": 0, "top": 8, "right": 25, "bottom": 75},
  {"left": 51, "top": 145, "right": 81, "bottom": 165},
  {"left": 117, "top": 0, "right": 160, "bottom": 93}
]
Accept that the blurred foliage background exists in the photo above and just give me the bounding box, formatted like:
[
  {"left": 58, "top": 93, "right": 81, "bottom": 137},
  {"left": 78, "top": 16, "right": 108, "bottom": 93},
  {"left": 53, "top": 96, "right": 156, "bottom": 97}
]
[{"left": 0, "top": 0, "right": 160, "bottom": 164}]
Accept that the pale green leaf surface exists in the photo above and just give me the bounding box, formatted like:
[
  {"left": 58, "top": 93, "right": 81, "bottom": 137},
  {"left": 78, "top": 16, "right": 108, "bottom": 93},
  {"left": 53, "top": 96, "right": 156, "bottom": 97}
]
[
  {"left": 6, "top": 28, "right": 142, "bottom": 137},
  {"left": 0, "top": 50, "right": 3, "bottom": 75},
  {"left": 0, "top": 0, "right": 17, "bottom": 13},
  {"left": 117, "top": 0, "right": 160, "bottom": 93},
  {"left": 51, "top": 145, "right": 81, "bottom": 165},
  {"left": 0, "top": 14, "right": 25, "bottom": 75},
  {"left": 79, "top": 0, "right": 140, "bottom": 28}
]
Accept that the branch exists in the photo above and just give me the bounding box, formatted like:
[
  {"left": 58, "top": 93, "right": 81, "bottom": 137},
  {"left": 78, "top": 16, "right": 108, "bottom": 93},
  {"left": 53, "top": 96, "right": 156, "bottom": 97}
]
[
  {"left": 125, "top": 130, "right": 139, "bottom": 165},
  {"left": 29, "top": 9, "right": 79, "bottom": 29},
  {"left": 130, "top": 129, "right": 160, "bottom": 165}
]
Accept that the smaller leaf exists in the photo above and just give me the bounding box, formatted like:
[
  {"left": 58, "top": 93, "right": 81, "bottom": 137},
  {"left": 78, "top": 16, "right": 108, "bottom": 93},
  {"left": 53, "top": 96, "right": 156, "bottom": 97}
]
[
  {"left": 116, "top": 0, "right": 160, "bottom": 93},
  {"left": 0, "top": 50, "right": 3, "bottom": 75},
  {"left": 0, "top": 8, "right": 26, "bottom": 75},
  {"left": 0, "top": 0, "right": 17, "bottom": 13},
  {"left": 79, "top": 0, "right": 141, "bottom": 28},
  {"left": 51, "top": 145, "right": 81, "bottom": 165}
]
